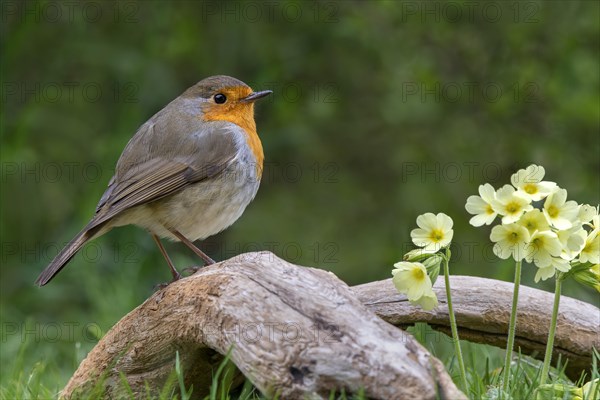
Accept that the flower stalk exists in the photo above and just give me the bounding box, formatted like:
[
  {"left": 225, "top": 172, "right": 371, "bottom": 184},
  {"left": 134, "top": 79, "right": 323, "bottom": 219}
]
[
  {"left": 502, "top": 260, "right": 522, "bottom": 394},
  {"left": 540, "top": 273, "right": 563, "bottom": 386},
  {"left": 459, "top": 164, "right": 598, "bottom": 395},
  {"left": 443, "top": 247, "right": 468, "bottom": 392}
]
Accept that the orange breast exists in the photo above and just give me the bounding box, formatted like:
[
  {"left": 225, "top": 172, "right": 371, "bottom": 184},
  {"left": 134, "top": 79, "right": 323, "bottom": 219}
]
[{"left": 203, "top": 102, "right": 264, "bottom": 177}]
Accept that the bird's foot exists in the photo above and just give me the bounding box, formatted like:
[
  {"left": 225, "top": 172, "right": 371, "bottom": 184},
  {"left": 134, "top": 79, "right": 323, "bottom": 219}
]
[
  {"left": 153, "top": 282, "right": 169, "bottom": 291},
  {"left": 153, "top": 271, "right": 182, "bottom": 291},
  {"left": 182, "top": 265, "right": 203, "bottom": 276},
  {"left": 202, "top": 256, "right": 216, "bottom": 265}
]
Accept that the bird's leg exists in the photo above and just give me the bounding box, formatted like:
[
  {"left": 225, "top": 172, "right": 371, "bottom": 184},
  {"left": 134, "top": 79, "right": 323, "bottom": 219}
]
[
  {"left": 167, "top": 227, "right": 216, "bottom": 265},
  {"left": 151, "top": 233, "right": 182, "bottom": 281}
]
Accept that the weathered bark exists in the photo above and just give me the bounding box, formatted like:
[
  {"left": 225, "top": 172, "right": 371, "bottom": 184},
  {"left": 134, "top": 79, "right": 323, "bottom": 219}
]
[
  {"left": 61, "top": 252, "right": 465, "bottom": 400},
  {"left": 353, "top": 276, "right": 600, "bottom": 380}
]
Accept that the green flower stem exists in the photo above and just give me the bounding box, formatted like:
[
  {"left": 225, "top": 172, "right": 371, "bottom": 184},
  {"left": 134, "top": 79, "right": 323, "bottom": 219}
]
[
  {"left": 540, "top": 273, "right": 562, "bottom": 386},
  {"left": 443, "top": 248, "right": 468, "bottom": 392},
  {"left": 502, "top": 260, "right": 522, "bottom": 394}
]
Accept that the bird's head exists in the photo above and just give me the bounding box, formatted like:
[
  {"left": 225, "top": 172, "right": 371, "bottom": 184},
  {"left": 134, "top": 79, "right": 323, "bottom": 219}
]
[{"left": 186, "top": 75, "right": 271, "bottom": 134}]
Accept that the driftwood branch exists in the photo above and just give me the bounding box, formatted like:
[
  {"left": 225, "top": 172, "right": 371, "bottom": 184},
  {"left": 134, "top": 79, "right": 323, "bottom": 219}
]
[
  {"left": 62, "top": 252, "right": 465, "bottom": 400},
  {"left": 353, "top": 276, "right": 600, "bottom": 380},
  {"left": 62, "top": 252, "right": 599, "bottom": 398}
]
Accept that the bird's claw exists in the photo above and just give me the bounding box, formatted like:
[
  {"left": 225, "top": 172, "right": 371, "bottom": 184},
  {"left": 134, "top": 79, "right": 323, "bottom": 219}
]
[
  {"left": 153, "top": 271, "right": 182, "bottom": 291},
  {"left": 182, "top": 265, "right": 203, "bottom": 275}
]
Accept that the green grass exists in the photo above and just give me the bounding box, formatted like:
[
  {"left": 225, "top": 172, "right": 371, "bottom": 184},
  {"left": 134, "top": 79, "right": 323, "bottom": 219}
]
[
  {"left": 408, "top": 323, "right": 600, "bottom": 400},
  {"left": 2, "top": 323, "right": 598, "bottom": 400}
]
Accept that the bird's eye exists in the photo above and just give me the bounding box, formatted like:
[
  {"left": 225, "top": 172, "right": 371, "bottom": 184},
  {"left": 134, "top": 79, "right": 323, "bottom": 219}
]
[{"left": 214, "top": 93, "right": 227, "bottom": 104}]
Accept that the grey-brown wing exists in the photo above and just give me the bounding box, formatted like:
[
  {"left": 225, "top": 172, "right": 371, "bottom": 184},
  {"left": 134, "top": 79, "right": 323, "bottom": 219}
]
[
  {"left": 90, "top": 127, "right": 238, "bottom": 229},
  {"left": 96, "top": 175, "right": 116, "bottom": 213}
]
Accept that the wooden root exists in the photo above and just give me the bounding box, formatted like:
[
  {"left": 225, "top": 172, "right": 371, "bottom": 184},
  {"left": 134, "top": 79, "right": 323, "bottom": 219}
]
[
  {"left": 62, "top": 252, "right": 599, "bottom": 398},
  {"left": 61, "top": 252, "right": 465, "bottom": 399},
  {"left": 354, "top": 275, "right": 599, "bottom": 380}
]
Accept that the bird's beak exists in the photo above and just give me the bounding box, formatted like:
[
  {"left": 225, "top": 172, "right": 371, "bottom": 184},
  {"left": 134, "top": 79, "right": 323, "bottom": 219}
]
[{"left": 240, "top": 90, "right": 273, "bottom": 103}]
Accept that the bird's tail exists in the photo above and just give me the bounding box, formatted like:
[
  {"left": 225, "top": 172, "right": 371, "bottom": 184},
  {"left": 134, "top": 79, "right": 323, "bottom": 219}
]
[{"left": 35, "top": 225, "right": 99, "bottom": 286}]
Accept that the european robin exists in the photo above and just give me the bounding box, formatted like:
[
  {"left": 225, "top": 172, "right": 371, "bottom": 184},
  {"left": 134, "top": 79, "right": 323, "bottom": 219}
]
[{"left": 35, "top": 75, "right": 272, "bottom": 286}]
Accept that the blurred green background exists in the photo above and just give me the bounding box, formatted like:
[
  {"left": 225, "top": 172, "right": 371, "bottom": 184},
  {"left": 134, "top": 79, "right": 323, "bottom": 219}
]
[{"left": 1, "top": 0, "right": 599, "bottom": 391}]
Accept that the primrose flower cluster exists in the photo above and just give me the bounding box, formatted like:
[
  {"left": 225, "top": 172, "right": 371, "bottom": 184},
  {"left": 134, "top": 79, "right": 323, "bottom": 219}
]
[
  {"left": 392, "top": 213, "right": 454, "bottom": 310},
  {"left": 466, "top": 165, "right": 599, "bottom": 283},
  {"left": 390, "top": 164, "right": 598, "bottom": 393},
  {"left": 391, "top": 212, "right": 469, "bottom": 389}
]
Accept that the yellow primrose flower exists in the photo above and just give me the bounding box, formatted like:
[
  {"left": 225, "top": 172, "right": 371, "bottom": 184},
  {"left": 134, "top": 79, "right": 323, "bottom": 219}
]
[
  {"left": 410, "top": 212, "right": 454, "bottom": 253},
  {"left": 543, "top": 188, "right": 579, "bottom": 230},
  {"left": 591, "top": 212, "right": 600, "bottom": 231},
  {"left": 535, "top": 266, "right": 556, "bottom": 283},
  {"left": 510, "top": 164, "right": 557, "bottom": 201},
  {"left": 392, "top": 261, "right": 437, "bottom": 310},
  {"left": 556, "top": 226, "right": 586, "bottom": 261},
  {"left": 534, "top": 257, "right": 570, "bottom": 283},
  {"left": 578, "top": 204, "right": 597, "bottom": 225},
  {"left": 411, "top": 292, "right": 438, "bottom": 311},
  {"left": 490, "top": 223, "right": 531, "bottom": 261},
  {"left": 525, "top": 230, "right": 563, "bottom": 268},
  {"left": 517, "top": 209, "right": 550, "bottom": 235},
  {"left": 465, "top": 183, "right": 498, "bottom": 227},
  {"left": 491, "top": 185, "right": 533, "bottom": 224},
  {"left": 579, "top": 230, "right": 599, "bottom": 264}
]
